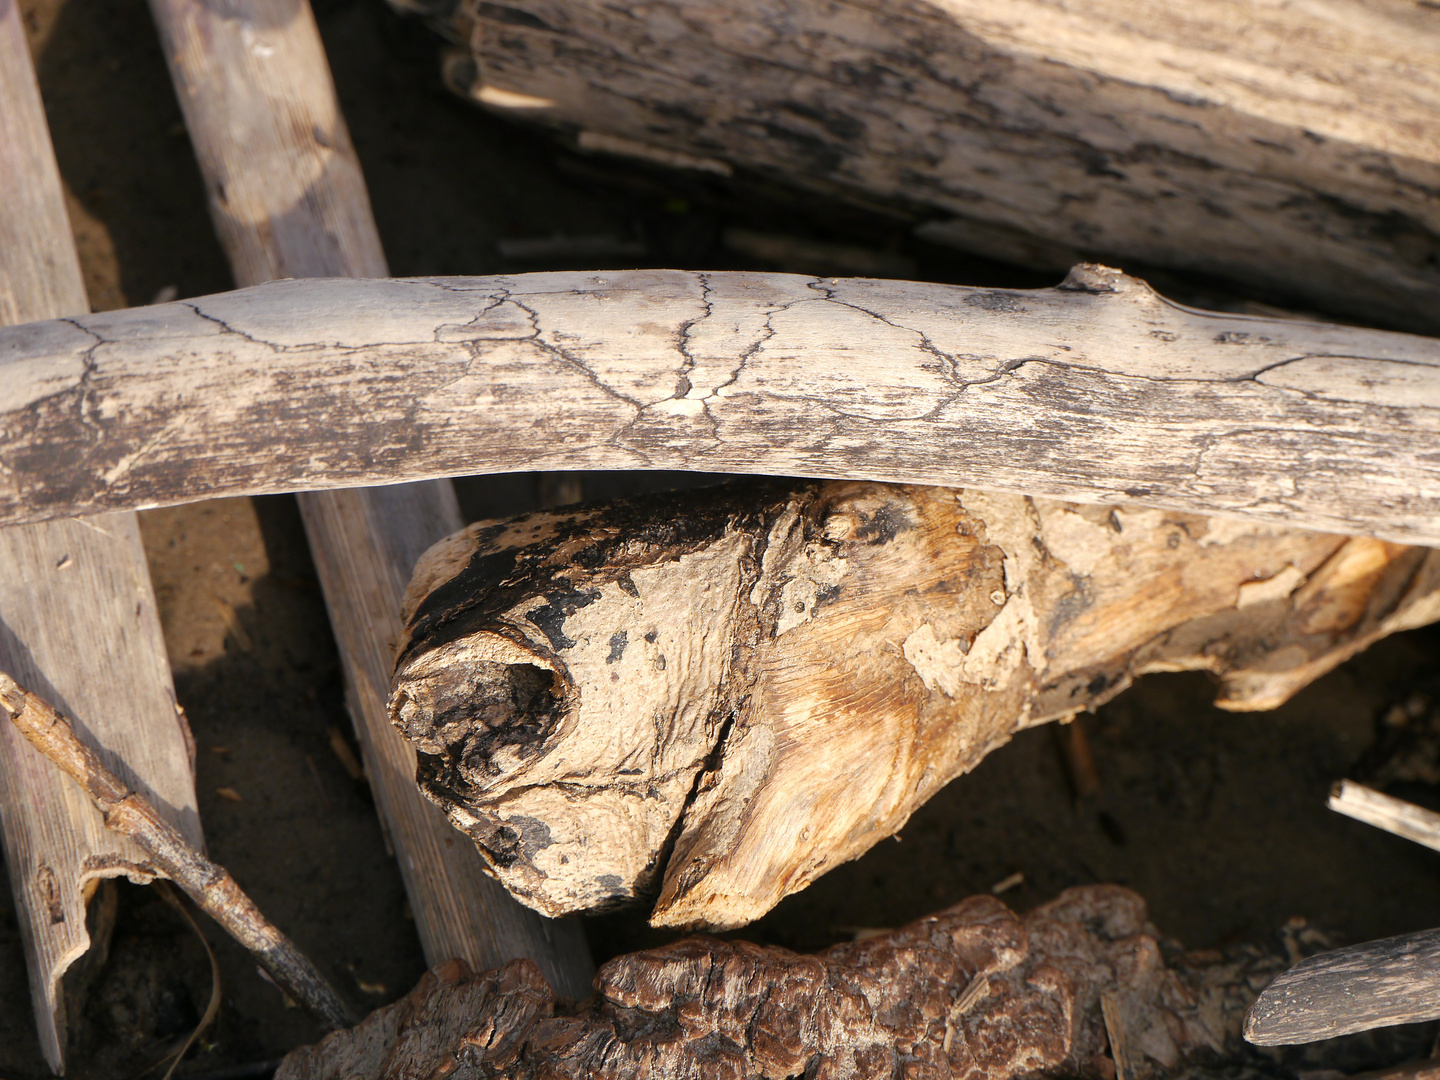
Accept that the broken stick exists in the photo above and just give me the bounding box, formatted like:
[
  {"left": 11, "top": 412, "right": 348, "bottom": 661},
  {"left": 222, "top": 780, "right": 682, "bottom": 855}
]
[
  {"left": 389, "top": 479, "right": 1440, "bottom": 929},
  {"left": 0, "top": 672, "right": 354, "bottom": 1031},
  {"left": 3, "top": 267, "right": 1440, "bottom": 544},
  {"left": 0, "top": 4, "right": 204, "bottom": 1067}
]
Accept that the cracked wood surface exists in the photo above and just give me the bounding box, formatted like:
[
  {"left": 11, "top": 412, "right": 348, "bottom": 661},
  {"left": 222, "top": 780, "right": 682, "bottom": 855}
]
[
  {"left": 3, "top": 265, "right": 1440, "bottom": 543},
  {"left": 428, "top": 0, "right": 1440, "bottom": 335},
  {"left": 275, "top": 885, "right": 1266, "bottom": 1080},
  {"left": 148, "top": 0, "right": 592, "bottom": 994},
  {"left": 0, "top": 2, "right": 202, "bottom": 1068},
  {"left": 389, "top": 480, "right": 1440, "bottom": 929}
]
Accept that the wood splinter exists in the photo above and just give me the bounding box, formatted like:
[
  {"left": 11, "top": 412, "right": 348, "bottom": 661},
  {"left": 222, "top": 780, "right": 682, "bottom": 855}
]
[
  {"left": 0, "top": 671, "right": 356, "bottom": 1031},
  {"left": 389, "top": 479, "right": 1440, "bottom": 930}
]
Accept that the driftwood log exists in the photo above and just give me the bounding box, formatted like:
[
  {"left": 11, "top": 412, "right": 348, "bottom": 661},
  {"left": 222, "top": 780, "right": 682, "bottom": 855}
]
[
  {"left": 275, "top": 885, "right": 1278, "bottom": 1080},
  {"left": 388, "top": 479, "right": 1440, "bottom": 929},
  {"left": 146, "top": 0, "right": 592, "bottom": 995},
  {"left": 0, "top": 4, "right": 203, "bottom": 1068},
  {"left": 417, "top": 0, "right": 1440, "bottom": 334},
  {"left": 3, "top": 268, "right": 1440, "bottom": 544}
]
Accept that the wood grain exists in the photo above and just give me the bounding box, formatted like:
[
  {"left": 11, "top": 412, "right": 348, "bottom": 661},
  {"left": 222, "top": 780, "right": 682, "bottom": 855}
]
[
  {"left": 0, "top": 2, "right": 202, "bottom": 1068},
  {"left": 430, "top": 0, "right": 1440, "bottom": 334},
  {"left": 390, "top": 480, "right": 1440, "bottom": 928},
  {"left": 3, "top": 266, "right": 1440, "bottom": 543},
  {"left": 146, "top": 0, "right": 593, "bottom": 994},
  {"left": 1246, "top": 927, "right": 1440, "bottom": 1045}
]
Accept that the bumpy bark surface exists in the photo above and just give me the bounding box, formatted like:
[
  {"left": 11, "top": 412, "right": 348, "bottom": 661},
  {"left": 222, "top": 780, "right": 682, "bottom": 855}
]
[
  {"left": 276, "top": 885, "right": 1255, "bottom": 1080},
  {"left": 389, "top": 480, "right": 1440, "bottom": 929}
]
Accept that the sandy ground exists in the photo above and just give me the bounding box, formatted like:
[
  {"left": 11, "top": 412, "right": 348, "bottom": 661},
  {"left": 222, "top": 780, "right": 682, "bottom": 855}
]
[{"left": 3, "top": 0, "right": 1440, "bottom": 1076}]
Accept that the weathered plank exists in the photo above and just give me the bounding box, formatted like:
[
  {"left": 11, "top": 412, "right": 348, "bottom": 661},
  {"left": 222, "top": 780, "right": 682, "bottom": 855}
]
[
  {"left": 3, "top": 266, "right": 1440, "bottom": 543},
  {"left": 390, "top": 480, "right": 1440, "bottom": 928},
  {"left": 1246, "top": 928, "right": 1440, "bottom": 1045},
  {"left": 0, "top": 1, "right": 202, "bottom": 1068},
  {"left": 147, "top": 0, "right": 593, "bottom": 995},
  {"left": 426, "top": 0, "right": 1440, "bottom": 334}
]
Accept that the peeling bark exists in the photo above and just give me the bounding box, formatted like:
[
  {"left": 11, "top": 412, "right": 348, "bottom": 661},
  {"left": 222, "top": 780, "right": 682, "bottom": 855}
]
[
  {"left": 389, "top": 480, "right": 1440, "bottom": 929},
  {"left": 275, "top": 885, "right": 1274, "bottom": 1080}
]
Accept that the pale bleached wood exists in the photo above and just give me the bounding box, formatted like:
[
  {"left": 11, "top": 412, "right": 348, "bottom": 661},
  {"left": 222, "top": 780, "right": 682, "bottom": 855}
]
[
  {"left": 390, "top": 480, "right": 1440, "bottom": 928},
  {"left": 0, "top": 3, "right": 202, "bottom": 1068},
  {"left": 430, "top": 0, "right": 1440, "bottom": 335},
  {"left": 147, "top": 0, "right": 593, "bottom": 993},
  {"left": 3, "top": 266, "right": 1440, "bottom": 543},
  {"left": 1328, "top": 780, "right": 1440, "bottom": 856}
]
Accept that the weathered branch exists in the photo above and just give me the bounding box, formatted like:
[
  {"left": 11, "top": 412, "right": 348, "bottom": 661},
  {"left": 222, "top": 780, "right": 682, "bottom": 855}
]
[
  {"left": 422, "top": 0, "right": 1440, "bottom": 334},
  {"left": 0, "top": 672, "right": 355, "bottom": 1031},
  {"left": 388, "top": 479, "right": 1440, "bottom": 928},
  {"left": 275, "top": 885, "right": 1269, "bottom": 1080},
  {"left": 3, "top": 267, "right": 1440, "bottom": 543}
]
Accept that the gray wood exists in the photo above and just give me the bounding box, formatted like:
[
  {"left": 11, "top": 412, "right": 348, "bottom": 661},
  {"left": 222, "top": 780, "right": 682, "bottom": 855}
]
[
  {"left": 0, "top": 1, "right": 202, "bottom": 1068},
  {"left": 1245, "top": 927, "right": 1440, "bottom": 1045},
  {"left": 431, "top": 0, "right": 1440, "bottom": 335},
  {"left": 146, "top": 0, "right": 593, "bottom": 994},
  {"left": 2, "top": 266, "right": 1440, "bottom": 544}
]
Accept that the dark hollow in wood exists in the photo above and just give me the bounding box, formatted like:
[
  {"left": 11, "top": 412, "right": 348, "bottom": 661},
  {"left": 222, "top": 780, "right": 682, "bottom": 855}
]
[
  {"left": 388, "top": 479, "right": 1440, "bottom": 929},
  {"left": 276, "top": 885, "right": 1255, "bottom": 1080},
  {"left": 3, "top": 268, "right": 1440, "bottom": 545},
  {"left": 1246, "top": 928, "right": 1440, "bottom": 1046}
]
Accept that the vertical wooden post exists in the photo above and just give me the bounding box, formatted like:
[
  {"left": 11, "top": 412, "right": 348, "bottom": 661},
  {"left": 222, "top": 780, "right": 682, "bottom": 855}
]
[
  {"left": 144, "top": 0, "right": 594, "bottom": 995},
  {"left": 0, "top": 2, "right": 204, "bottom": 1068}
]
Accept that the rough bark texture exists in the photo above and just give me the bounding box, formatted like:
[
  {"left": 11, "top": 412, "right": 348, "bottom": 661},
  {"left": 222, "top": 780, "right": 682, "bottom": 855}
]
[
  {"left": 147, "top": 0, "right": 593, "bottom": 994},
  {"left": 419, "top": 0, "right": 1440, "bottom": 335},
  {"left": 0, "top": 2, "right": 202, "bottom": 1067},
  {"left": 275, "top": 885, "right": 1269, "bottom": 1080},
  {"left": 4, "top": 267, "right": 1440, "bottom": 544},
  {"left": 389, "top": 480, "right": 1440, "bottom": 929}
]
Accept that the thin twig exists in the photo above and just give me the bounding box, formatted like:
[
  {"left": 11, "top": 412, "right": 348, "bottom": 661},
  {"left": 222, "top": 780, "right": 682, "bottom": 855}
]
[
  {"left": 1329, "top": 780, "right": 1440, "bottom": 854},
  {"left": 0, "top": 671, "right": 355, "bottom": 1030}
]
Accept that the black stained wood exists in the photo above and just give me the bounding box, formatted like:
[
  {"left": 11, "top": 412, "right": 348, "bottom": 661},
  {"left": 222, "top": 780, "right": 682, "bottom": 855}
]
[{"left": 1246, "top": 928, "right": 1440, "bottom": 1045}]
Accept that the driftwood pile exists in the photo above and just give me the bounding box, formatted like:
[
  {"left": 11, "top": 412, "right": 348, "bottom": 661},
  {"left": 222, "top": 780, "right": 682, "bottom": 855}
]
[{"left": 3, "top": 0, "right": 1440, "bottom": 1071}]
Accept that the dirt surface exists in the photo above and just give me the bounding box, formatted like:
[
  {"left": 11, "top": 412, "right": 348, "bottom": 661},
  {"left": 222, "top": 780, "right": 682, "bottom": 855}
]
[{"left": 2, "top": 0, "right": 1440, "bottom": 1077}]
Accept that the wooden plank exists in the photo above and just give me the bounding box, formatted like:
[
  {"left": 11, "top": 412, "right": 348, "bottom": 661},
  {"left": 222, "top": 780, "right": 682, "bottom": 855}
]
[
  {"left": 1245, "top": 927, "right": 1440, "bottom": 1044},
  {"left": 146, "top": 0, "right": 593, "bottom": 995},
  {"left": 429, "top": 0, "right": 1440, "bottom": 335},
  {"left": 2, "top": 266, "right": 1440, "bottom": 544},
  {"left": 0, "top": 1, "right": 203, "bottom": 1068}
]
